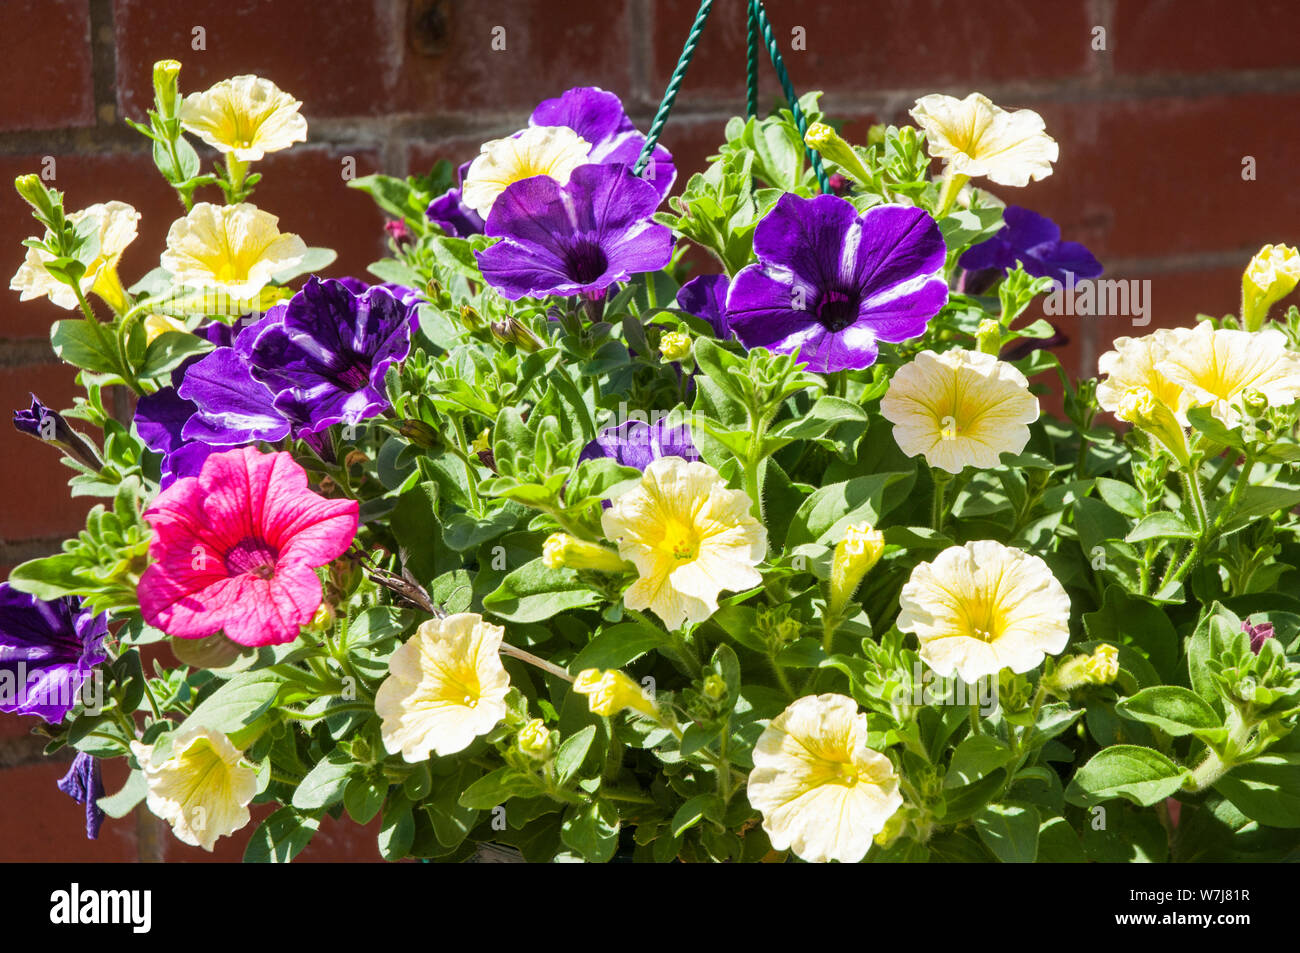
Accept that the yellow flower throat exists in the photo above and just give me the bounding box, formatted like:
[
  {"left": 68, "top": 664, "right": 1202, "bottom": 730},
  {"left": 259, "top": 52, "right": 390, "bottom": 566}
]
[{"left": 658, "top": 518, "right": 699, "bottom": 563}]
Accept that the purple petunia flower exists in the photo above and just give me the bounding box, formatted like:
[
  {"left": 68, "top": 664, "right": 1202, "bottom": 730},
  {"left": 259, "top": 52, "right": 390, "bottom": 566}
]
[
  {"left": 477, "top": 164, "right": 673, "bottom": 301},
  {"left": 726, "top": 195, "right": 948, "bottom": 373},
  {"left": 427, "top": 159, "right": 486, "bottom": 238},
  {"left": 1243, "top": 618, "right": 1276, "bottom": 655},
  {"left": 57, "top": 752, "right": 105, "bottom": 840},
  {"left": 13, "top": 394, "right": 101, "bottom": 471},
  {"left": 580, "top": 417, "right": 700, "bottom": 471},
  {"left": 181, "top": 278, "right": 419, "bottom": 442},
  {"left": 0, "top": 583, "right": 108, "bottom": 724},
  {"left": 134, "top": 383, "right": 219, "bottom": 488},
  {"left": 530, "top": 86, "right": 676, "bottom": 202},
  {"left": 958, "top": 206, "right": 1103, "bottom": 286},
  {"left": 676, "top": 274, "right": 732, "bottom": 340}
]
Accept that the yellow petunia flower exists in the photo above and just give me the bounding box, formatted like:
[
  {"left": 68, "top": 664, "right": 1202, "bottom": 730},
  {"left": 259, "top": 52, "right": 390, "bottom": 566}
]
[
  {"left": 1096, "top": 329, "right": 1189, "bottom": 424},
  {"left": 600, "top": 456, "right": 766, "bottom": 630},
  {"left": 1155, "top": 322, "right": 1300, "bottom": 427},
  {"left": 828, "top": 522, "right": 885, "bottom": 618},
  {"left": 161, "top": 202, "right": 306, "bottom": 300},
  {"left": 879, "top": 348, "right": 1039, "bottom": 474},
  {"left": 897, "top": 540, "right": 1071, "bottom": 683},
  {"left": 10, "top": 200, "right": 140, "bottom": 312},
  {"left": 461, "top": 125, "right": 591, "bottom": 220},
  {"left": 143, "top": 313, "right": 187, "bottom": 344},
  {"left": 747, "top": 693, "right": 903, "bottom": 864},
  {"left": 910, "top": 92, "right": 1057, "bottom": 188},
  {"left": 573, "top": 668, "right": 658, "bottom": 719},
  {"left": 374, "top": 613, "right": 511, "bottom": 762},
  {"left": 130, "top": 727, "right": 257, "bottom": 852},
  {"left": 1242, "top": 243, "right": 1300, "bottom": 331},
  {"left": 179, "top": 75, "right": 307, "bottom": 162}
]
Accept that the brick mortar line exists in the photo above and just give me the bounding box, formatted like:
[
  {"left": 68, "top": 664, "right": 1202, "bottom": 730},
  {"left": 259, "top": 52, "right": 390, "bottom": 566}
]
[
  {"left": 0, "top": 734, "right": 65, "bottom": 770},
  {"left": 0, "top": 536, "right": 72, "bottom": 563}
]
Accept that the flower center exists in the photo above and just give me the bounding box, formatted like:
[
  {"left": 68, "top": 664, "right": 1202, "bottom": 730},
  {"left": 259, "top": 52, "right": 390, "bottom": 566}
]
[
  {"left": 658, "top": 518, "right": 699, "bottom": 563},
  {"left": 815, "top": 289, "right": 861, "bottom": 333},
  {"left": 563, "top": 239, "right": 609, "bottom": 285},
  {"left": 833, "top": 762, "right": 859, "bottom": 786},
  {"left": 336, "top": 358, "right": 371, "bottom": 390},
  {"left": 224, "top": 537, "right": 279, "bottom": 579}
]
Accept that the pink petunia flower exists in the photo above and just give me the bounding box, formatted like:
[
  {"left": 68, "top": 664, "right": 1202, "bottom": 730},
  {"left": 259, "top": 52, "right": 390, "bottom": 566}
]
[{"left": 138, "top": 446, "right": 358, "bottom": 647}]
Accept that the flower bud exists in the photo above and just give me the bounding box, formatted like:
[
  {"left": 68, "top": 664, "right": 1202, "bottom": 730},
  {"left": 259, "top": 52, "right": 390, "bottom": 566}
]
[
  {"left": 659, "top": 330, "right": 691, "bottom": 362},
  {"left": 1045, "top": 644, "right": 1119, "bottom": 696},
  {"left": 14, "top": 173, "right": 55, "bottom": 220},
  {"left": 396, "top": 418, "right": 440, "bottom": 449},
  {"left": 516, "top": 718, "right": 554, "bottom": 760},
  {"left": 490, "top": 316, "right": 543, "bottom": 352},
  {"left": 803, "top": 122, "right": 873, "bottom": 187},
  {"left": 143, "top": 312, "right": 186, "bottom": 345},
  {"left": 1243, "top": 618, "right": 1276, "bottom": 655},
  {"left": 702, "top": 674, "right": 727, "bottom": 701},
  {"left": 1241, "top": 389, "right": 1269, "bottom": 417},
  {"left": 573, "top": 669, "right": 658, "bottom": 719},
  {"left": 828, "top": 522, "right": 885, "bottom": 617},
  {"left": 542, "top": 533, "right": 630, "bottom": 573},
  {"left": 1242, "top": 244, "right": 1300, "bottom": 331},
  {"left": 459, "top": 303, "right": 485, "bottom": 331},
  {"left": 1117, "top": 387, "right": 1190, "bottom": 468},
  {"left": 152, "top": 59, "right": 182, "bottom": 118},
  {"left": 975, "top": 318, "right": 1002, "bottom": 356}
]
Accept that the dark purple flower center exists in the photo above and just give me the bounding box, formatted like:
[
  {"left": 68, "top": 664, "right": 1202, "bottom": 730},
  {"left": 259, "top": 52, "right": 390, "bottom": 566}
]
[
  {"left": 336, "top": 359, "right": 371, "bottom": 391},
  {"left": 815, "top": 288, "right": 861, "bottom": 333},
  {"left": 563, "top": 239, "right": 609, "bottom": 285},
  {"left": 225, "top": 537, "right": 279, "bottom": 579}
]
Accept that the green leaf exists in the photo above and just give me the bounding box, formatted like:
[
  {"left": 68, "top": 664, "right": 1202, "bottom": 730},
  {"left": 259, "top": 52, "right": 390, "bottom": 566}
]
[
  {"left": 292, "top": 754, "right": 355, "bottom": 810},
  {"left": 138, "top": 330, "right": 211, "bottom": 379},
  {"left": 244, "top": 807, "right": 320, "bottom": 863},
  {"left": 1126, "top": 511, "right": 1197, "bottom": 542},
  {"left": 1065, "top": 745, "right": 1190, "bottom": 807},
  {"left": 1115, "top": 686, "right": 1222, "bottom": 736},
  {"left": 51, "top": 320, "right": 120, "bottom": 374},
  {"left": 482, "top": 558, "right": 603, "bottom": 622},
  {"left": 1095, "top": 478, "right": 1146, "bottom": 518},
  {"left": 944, "top": 735, "right": 1015, "bottom": 788},
  {"left": 181, "top": 670, "right": 285, "bottom": 735},
  {"left": 554, "top": 725, "right": 597, "bottom": 786},
  {"left": 97, "top": 769, "right": 146, "bottom": 819},
  {"left": 1188, "top": 603, "right": 1240, "bottom": 712},
  {"left": 972, "top": 802, "right": 1040, "bottom": 863},
  {"left": 560, "top": 800, "right": 620, "bottom": 862},
  {"left": 785, "top": 471, "right": 915, "bottom": 548},
  {"left": 1213, "top": 758, "right": 1300, "bottom": 828},
  {"left": 458, "top": 767, "right": 538, "bottom": 809},
  {"left": 343, "top": 775, "right": 387, "bottom": 825},
  {"left": 671, "top": 794, "right": 724, "bottom": 836},
  {"left": 7, "top": 554, "right": 88, "bottom": 601},
  {"left": 1082, "top": 586, "right": 1179, "bottom": 680},
  {"left": 271, "top": 246, "right": 337, "bottom": 284},
  {"left": 568, "top": 623, "right": 664, "bottom": 673},
  {"left": 1036, "top": 816, "right": 1087, "bottom": 862}
]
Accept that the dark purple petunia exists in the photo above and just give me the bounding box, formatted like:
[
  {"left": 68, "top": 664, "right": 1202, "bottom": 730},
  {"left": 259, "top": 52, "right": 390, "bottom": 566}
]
[
  {"left": 182, "top": 278, "right": 419, "bottom": 441},
  {"left": 134, "top": 383, "right": 218, "bottom": 488},
  {"left": 675, "top": 274, "right": 732, "bottom": 340},
  {"left": 530, "top": 86, "right": 676, "bottom": 202},
  {"left": 580, "top": 417, "right": 699, "bottom": 471},
  {"left": 245, "top": 277, "right": 419, "bottom": 436},
  {"left": 726, "top": 195, "right": 948, "bottom": 373},
  {"left": 57, "top": 752, "right": 105, "bottom": 839},
  {"left": 0, "top": 583, "right": 107, "bottom": 724},
  {"left": 427, "top": 159, "right": 486, "bottom": 238},
  {"left": 477, "top": 164, "right": 673, "bottom": 301},
  {"left": 958, "top": 206, "right": 1103, "bottom": 286},
  {"left": 13, "top": 394, "right": 101, "bottom": 471}
]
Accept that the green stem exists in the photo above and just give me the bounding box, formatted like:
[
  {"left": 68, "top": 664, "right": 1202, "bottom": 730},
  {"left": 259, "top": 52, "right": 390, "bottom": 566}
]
[{"left": 931, "top": 470, "right": 951, "bottom": 533}]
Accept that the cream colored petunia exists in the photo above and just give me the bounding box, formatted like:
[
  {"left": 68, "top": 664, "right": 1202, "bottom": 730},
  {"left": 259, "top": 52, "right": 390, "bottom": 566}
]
[
  {"left": 910, "top": 92, "right": 1058, "bottom": 187},
  {"left": 461, "top": 125, "right": 592, "bottom": 220},
  {"left": 179, "top": 75, "right": 307, "bottom": 162},
  {"left": 897, "top": 540, "right": 1071, "bottom": 683},
  {"left": 375, "top": 613, "right": 511, "bottom": 762},
  {"left": 130, "top": 727, "right": 257, "bottom": 852},
  {"left": 1154, "top": 322, "right": 1300, "bottom": 427},
  {"left": 10, "top": 201, "right": 140, "bottom": 311},
  {"left": 600, "top": 456, "right": 767, "bottom": 630},
  {"left": 161, "top": 202, "right": 306, "bottom": 299},
  {"left": 1096, "top": 329, "right": 1189, "bottom": 423},
  {"left": 747, "top": 693, "right": 903, "bottom": 864},
  {"left": 879, "top": 348, "right": 1039, "bottom": 474}
]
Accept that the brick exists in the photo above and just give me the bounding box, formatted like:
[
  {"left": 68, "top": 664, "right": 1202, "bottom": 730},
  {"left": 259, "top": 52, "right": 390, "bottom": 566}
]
[
  {"left": 393, "top": 0, "right": 635, "bottom": 115},
  {"left": 0, "top": 363, "right": 96, "bottom": 542},
  {"left": 1000, "top": 94, "right": 1300, "bottom": 263},
  {"left": 1114, "top": 0, "right": 1300, "bottom": 75},
  {"left": 0, "top": 759, "right": 139, "bottom": 861},
  {"left": 113, "top": 0, "right": 395, "bottom": 120},
  {"left": 650, "top": 0, "right": 1093, "bottom": 107},
  {"left": 166, "top": 804, "right": 382, "bottom": 862},
  {"left": 0, "top": 0, "right": 95, "bottom": 131}
]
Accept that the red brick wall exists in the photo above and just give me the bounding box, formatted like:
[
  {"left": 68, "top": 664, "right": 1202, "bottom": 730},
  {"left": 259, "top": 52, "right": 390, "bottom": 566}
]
[{"left": 2, "top": 0, "right": 1297, "bottom": 860}]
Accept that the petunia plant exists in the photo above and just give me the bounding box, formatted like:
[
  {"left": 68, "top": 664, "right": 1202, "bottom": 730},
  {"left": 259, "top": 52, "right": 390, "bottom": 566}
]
[{"left": 6, "top": 55, "right": 1300, "bottom": 865}]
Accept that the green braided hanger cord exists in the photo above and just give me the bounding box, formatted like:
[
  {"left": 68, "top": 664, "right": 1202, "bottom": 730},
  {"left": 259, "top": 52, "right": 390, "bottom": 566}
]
[
  {"left": 747, "top": 0, "right": 829, "bottom": 194},
  {"left": 746, "top": 4, "right": 760, "bottom": 119},
  {"left": 633, "top": 0, "right": 715, "bottom": 177}
]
